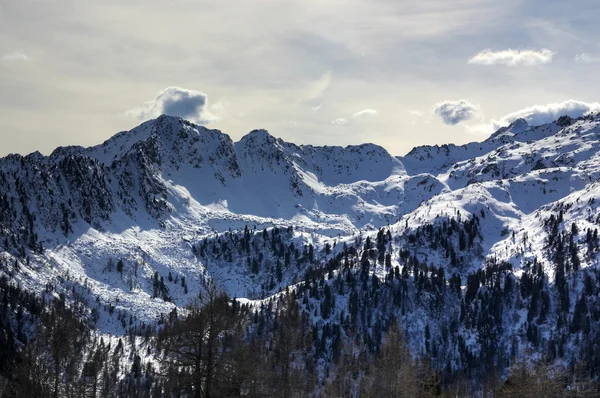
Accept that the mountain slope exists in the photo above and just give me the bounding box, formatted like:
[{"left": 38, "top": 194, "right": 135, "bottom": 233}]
[
  {"left": 0, "top": 115, "right": 443, "bottom": 330},
  {"left": 3, "top": 112, "right": 600, "bottom": 391}
]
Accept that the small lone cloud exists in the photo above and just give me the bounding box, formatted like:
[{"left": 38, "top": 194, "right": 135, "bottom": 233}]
[
  {"left": 353, "top": 109, "right": 378, "bottom": 118},
  {"left": 433, "top": 99, "right": 480, "bottom": 125},
  {"left": 468, "top": 48, "right": 554, "bottom": 66},
  {"left": 312, "top": 104, "right": 323, "bottom": 112},
  {"left": 331, "top": 118, "right": 348, "bottom": 125},
  {"left": 126, "top": 87, "right": 216, "bottom": 124},
  {"left": 2, "top": 51, "right": 28, "bottom": 62}
]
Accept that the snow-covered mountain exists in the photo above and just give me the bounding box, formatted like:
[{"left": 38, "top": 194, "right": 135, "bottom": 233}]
[
  {"left": 0, "top": 114, "right": 439, "bottom": 329},
  {"left": 4, "top": 112, "right": 600, "bottom": 385}
]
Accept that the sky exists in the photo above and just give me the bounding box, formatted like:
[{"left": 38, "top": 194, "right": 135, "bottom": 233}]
[{"left": 2, "top": 0, "right": 600, "bottom": 157}]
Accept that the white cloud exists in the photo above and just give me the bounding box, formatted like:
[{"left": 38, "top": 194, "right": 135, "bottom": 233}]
[
  {"left": 467, "top": 100, "right": 600, "bottom": 135},
  {"left": 433, "top": 99, "right": 480, "bottom": 125},
  {"left": 409, "top": 110, "right": 424, "bottom": 116},
  {"left": 575, "top": 53, "right": 599, "bottom": 63},
  {"left": 353, "top": 109, "right": 378, "bottom": 118},
  {"left": 126, "top": 87, "right": 216, "bottom": 124},
  {"left": 2, "top": 51, "right": 28, "bottom": 62},
  {"left": 499, "top": 100, "right": 600, "bottom": 125},
  {"left": 331, "top": 118, "right": 348, "bottom": 125},
  {"left": 468, "top": 48, "right": 554, "bottom": 66},
  {"left": 312, "top": 104, "right": 323, "bottom": 112}
]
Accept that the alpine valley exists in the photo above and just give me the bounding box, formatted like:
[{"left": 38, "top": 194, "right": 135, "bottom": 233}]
[{"left": 2, "top": 113, "right": 600, "bottom": 396}]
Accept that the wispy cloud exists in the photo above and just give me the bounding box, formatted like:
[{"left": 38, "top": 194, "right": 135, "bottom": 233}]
[
  {"left": 575, "top": 53, "right": 600, "bottom": 63},
  {"left": 126, "top": 87, "right": 217, "bottom": 124},
  {"left": 305, "top": 72, "right": 332, "bottom": 101},
  {"left": 353, "top": 109, "right": 378, "bottom": 118},
  {"left": 210, "top": 101, "right": 226, "bottom": 118},
  {"left": 331, "top": 118, "right": 348, "bottom": 125},
  {"left": 2, "top": 51, "right": 28, "bottom": 62},
  {"left": 468, "top": 48, "right": 554, "bottom": 66},
  {"left": 433, "top": 99, "right": 480, "bottom": 125}
]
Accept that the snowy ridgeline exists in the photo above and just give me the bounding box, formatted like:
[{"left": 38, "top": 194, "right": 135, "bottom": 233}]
[{"left": 3, "top": 113, "right": 600, "bottom": 385}]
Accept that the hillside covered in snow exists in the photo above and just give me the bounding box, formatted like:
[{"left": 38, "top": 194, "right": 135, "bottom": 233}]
[{"left": 3, "top": 113, "right": 600, "bottom": 395}]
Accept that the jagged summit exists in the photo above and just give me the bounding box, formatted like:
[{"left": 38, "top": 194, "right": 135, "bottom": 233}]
[
  {"left": 399, "top": 114, "right": 589, "bottom": 176},
  {"left": 487, "top": 118, "right": 529, "bottom": 141},
  {"left": 239, "top": 128, "right": 275, "bottom": 142},
  {"left": 0, "top": 116, "right": 415, "bottom": 247}
]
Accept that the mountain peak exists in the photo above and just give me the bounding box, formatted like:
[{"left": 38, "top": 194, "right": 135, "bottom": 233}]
[
  {"left": 149, "top": 114, "right": 188, "bottom": 134},
  {"left": 240, "top": 129, "right": 276, "bottom": 144},
  {"left": 508, "top": 118, "right": 528, "bottom": 129},
  {"left": 156, "top": 113, "right": 182, "bottom": 121},
  {"left": 487, "top": 118, "right": 529, "bottom": 142},
  {"left": 556, "top": 114, "right": 574, "bottom": 127}
]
